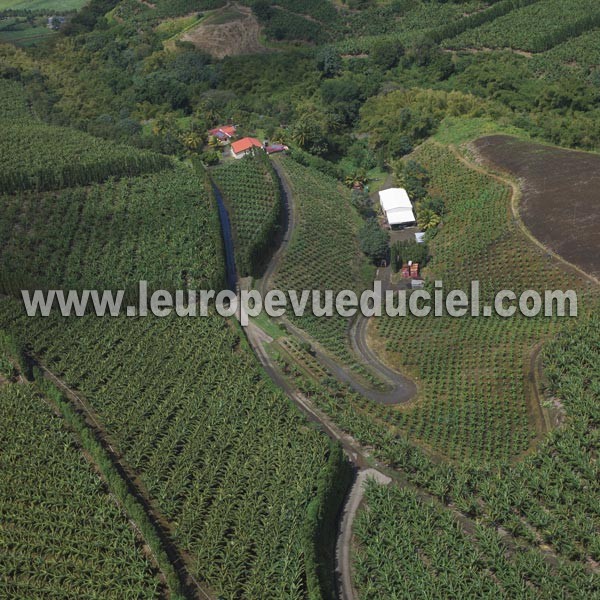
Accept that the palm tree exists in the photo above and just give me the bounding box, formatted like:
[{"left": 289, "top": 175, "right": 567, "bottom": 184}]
[
  {"left": 180, "top": 131, "right": 202, "bottom": 153},
  {"left": 417, "top": 207, "right": 441, "bottom": 231},
  {"left": 345, "top": 170, "right": 368, "bottom": 189}
]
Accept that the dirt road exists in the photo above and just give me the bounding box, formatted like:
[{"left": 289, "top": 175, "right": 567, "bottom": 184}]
[{"left": 336, "top": 469, "right": 392, "bottom": 600}]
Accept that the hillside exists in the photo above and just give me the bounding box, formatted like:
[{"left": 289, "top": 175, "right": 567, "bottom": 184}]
[
  {"left": 0, "top": 381, "right": 164, "bottom": 597},
  {"left": 1, "top": 0, "right": 599, "bottom": 598}
]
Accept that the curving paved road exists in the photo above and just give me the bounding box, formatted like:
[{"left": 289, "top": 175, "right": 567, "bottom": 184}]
[
  {"left": 238, "top": 157, "right": 417, "bottom": 600},
  {"left": 264, "top": 157, "right": 417, "bottom": 406}
]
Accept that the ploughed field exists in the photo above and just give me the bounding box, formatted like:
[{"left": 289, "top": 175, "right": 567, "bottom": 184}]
[{"left": 473, "top": 135, "right": 600, "bottom": 279}]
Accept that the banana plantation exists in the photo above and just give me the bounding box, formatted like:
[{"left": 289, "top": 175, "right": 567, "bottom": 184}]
[
  {"left": 0, "top": 382, "right": 162, "bottom": 598},
  {"left": 0, "top": 299, "right": 337, "bottom": 599},
  {"left": 212, "top": 153, "right": 281, "bottom": 278},
  {"left": 0, "top": 169, "right": 224, "bottom": 296}
]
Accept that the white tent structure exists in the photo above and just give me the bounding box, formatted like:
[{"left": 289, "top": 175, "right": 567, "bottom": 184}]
[{"left": 379, "top": 188, "right": 416, "bottom": 227}]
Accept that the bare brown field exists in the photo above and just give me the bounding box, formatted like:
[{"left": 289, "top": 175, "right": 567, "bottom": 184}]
[
  {"left": 474, "top": 135, "right": 600, "bottom": 279},
  {"left": 180, "top": 4, "right": 266, "bottom": 59}
]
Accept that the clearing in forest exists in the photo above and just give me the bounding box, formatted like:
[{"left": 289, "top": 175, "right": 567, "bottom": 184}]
[{"left": 179, "top": 3, "right": 266, "bottom": 59}]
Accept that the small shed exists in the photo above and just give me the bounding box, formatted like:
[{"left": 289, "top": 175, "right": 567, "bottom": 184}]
[{"left": 379, "top": 188, "right": 416, "bottom": 227}]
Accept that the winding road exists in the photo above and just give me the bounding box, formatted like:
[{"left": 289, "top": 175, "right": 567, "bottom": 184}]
[
  {"left": 232, "top": 157, "right": 418, "bottom": 600},
  {"left": 261, "top": 158, "right": 417, "bottom": 405},
  {"left": 220, "top": 147, "right": 578, "bottom": 599}
]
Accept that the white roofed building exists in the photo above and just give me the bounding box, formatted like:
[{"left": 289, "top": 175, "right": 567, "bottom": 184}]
[{"left": 379, "top": 188, "right": 416, "bottom": 227}]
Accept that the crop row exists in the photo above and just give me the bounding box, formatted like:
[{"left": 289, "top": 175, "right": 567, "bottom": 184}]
[
  {"left": 0, "top": 120, "right": 171, "bottom": 194},
  {"left": 354, "top": 479, "right": 599, "bottom": 599},
  {"left": 0, "top": 168, "right": 225, "bottom": 296},
  {"left": 444, "top": 0, "right": 600, "bottom": 52},
  {"left": 112, "top": 0, "right": 225, "bottom": 24},
  {"left": 372, "top": 142, "right": 589, "bottom": 462},
  {"left": 531, "top": 27, "right": 600, "bottom": 75},
  {"left": 273, "top": 142, "right": 599, "bottom": 572},
  {"left": 334, "top": 1, "right": 488, "bottom": 54},
  {"left": 273, "top": 157, "right": 371, "bottom": 368},
  {"left": 0, "top": 299, "right": 338, "bottom": 599},
  {"left": 280, "top": 310, "right": 599, "bottom": 577},
  {"left": 0, "top": 79, "right": 29, "bottom": 120},
  {"left": 0, "top": 382, "right": 162, "bottom": 598}
]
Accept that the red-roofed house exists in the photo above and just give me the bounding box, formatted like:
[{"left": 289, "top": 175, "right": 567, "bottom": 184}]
[
  {"left": 208, "top": 125, "right": 237, "bottom": 142},
  {"left": 231, "top": 137, "right": 263, "bottom": 159}
]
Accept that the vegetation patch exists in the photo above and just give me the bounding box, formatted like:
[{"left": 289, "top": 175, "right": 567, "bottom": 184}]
[
  {"left": 274, "top": 156, "right": 369, "bottom": 364},
  {"left": 0, "top": 382, "right": 163, "bottom": 598},
  {"left": 0, "top": 0, "right": 87, "bottom": 9},
  {"left": 212, "top": 153, "right": 281, "bottom": 278},
  {"left": 444, "top": 0, "right": 600, "bottom": 52},
  {"left": 373, "top": 142, "right": 590, "bottom": 461},
  {"left": 0, "top": 168, "right": 224, "bottom": 297},
  {"left": 0, "top": 302, "right": 340, "bottom": 600},
  {"left": 0, "top": 120, "right": 172, "bottom": 194}
]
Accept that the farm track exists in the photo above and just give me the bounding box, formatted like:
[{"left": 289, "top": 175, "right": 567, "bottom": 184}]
[
  {"left": 263, "top": 158, "right": 417, "bottom": 406},
  {"left": 239, "top": 156, "right": 563, "bottom": 599},
  {"left": 239, "top": 151, "right": 578, "bottom": 598},
  {"left": 242, "top": 158, "right": 414, "bottom": 600},
  {"left": 37, "top": 365, "right": 214, "bottom": 600}
]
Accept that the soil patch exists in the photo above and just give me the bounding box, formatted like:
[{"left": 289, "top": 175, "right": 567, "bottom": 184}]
[
  {"left": 180, "top": 4, "right": 266, "bottom": 59},
  {"left": 473, "top": 135, "right": 600, "bottom": 279}
]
